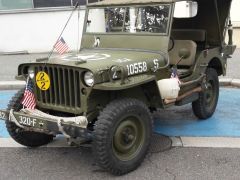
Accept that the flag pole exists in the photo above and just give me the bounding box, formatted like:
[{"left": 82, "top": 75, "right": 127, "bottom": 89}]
[{"left": 47, "top": 2, "right": 79, "bottom": 60}]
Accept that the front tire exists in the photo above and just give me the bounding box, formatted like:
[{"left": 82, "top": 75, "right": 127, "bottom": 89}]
[
  {"left": 93, "top": 98, "right": 153, "bottom": 175},
  {"left": 192, "top": 68, "right": 219, "bottom": 119},
  {"left": 6, "top": 89, "right": 53, "bottom": 147}
]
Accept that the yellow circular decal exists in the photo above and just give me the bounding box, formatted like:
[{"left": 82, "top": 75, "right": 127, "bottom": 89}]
[{"left": 36, "top": 71, "right": 50, "bottom": 91}]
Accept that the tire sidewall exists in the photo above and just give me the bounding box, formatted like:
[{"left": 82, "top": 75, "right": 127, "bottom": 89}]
[
  {"left": 192, "top": 68, "right": 219, "bottom": 119},
  {"left": 204, "top": 68, "right": 219, "bottom": 114},
  {"left": 109, "top": 105, "right": 151, "bottom": 167},
  {"left": 6, "top": 89, "right": 53, "bottom": 147},
  {"left": 93, "top": 98, "right": 152, "bottom": 175}
]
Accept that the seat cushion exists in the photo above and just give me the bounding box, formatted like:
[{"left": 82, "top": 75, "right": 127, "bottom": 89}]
[{"left": 171, "top": 29, "right": 206, "bottom": 42}]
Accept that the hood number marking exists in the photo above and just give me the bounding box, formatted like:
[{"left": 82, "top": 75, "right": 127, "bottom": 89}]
[{"left": 126, "top": 62, "right": 147, "bottom": 76}]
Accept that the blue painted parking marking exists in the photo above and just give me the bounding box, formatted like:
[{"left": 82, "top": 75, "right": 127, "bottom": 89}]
[
  {"left": 0, "top": 88, "right": 240, "bottom": 138},
  {"left": 154, "top": 88, "right": 240, "bottom": 137},
  {"left": 0, "top": 90, "right": 17, "bottom": 138}
]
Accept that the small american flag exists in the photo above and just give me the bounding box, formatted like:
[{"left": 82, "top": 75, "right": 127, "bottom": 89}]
[
  {"left": 21, "top": 78, "right": 36, "bottom": 109},
  {"left": 54, "top": 37, "right": 69, "bottom": 55},
  {"left": 171, "top": 67, "right": 181, "bottom": 84}
]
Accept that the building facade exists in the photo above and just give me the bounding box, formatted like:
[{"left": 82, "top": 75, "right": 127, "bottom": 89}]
[{"left": 0, "top": 0, "right": 239, "bottom": 53}]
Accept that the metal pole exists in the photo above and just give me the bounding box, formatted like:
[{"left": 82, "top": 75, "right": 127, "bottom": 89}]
[{"left": 47, "top": 2, "right": 79, "bottom": 59}]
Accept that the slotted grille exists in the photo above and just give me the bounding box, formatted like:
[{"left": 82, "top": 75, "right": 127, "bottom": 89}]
[{"left": 34, "top": 65, "right": 81, "bottom": 112}]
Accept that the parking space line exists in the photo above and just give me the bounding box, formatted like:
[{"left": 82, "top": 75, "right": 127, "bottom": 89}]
[
  {"left": 181, "top": 137, "right": 240, "bottom": 148},
  {"left": 3, "top": 136, "right": 240, "bottom": 148}
]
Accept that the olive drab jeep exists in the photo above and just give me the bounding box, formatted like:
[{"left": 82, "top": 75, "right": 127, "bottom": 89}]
[{"left": 0, "top": 0, "right": 236, "bottom": 175}]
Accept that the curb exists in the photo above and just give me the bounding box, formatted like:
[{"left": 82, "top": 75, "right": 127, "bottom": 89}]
[
  {"left": 219, "top": 78, "right": 240, "bottom": 87},
  {"left": 171, "top": 137, "right": 240, "bottom": 148},
  {"left": 2, "top": 136, "right": 240, "bottom": 148},
  {"left": 0, "top": 51, "right": 29, "bottom": 55},
  {"left": 0, "top": 81, "right": 25, "bottom": 90},
  {"left": 0, "top": 78, "right": 239, "bottom": 90}
]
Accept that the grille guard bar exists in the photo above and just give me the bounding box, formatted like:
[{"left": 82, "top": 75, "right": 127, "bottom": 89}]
[{"left": 0, "top": 109, "right": 92, "bottom": 140}]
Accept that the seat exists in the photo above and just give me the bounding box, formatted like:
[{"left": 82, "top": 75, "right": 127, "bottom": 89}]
[
  {"left": 171, "top": 29, "right": 206, "bottom": 42},
  {"left": 171, "top": 29, "right": 207, "bottom": 49},
  {"left": 169, "top": 40, "right": 197, "bottom": 66},
  {"left": 168, "top": 40, "right": 197, "bottom": 78}
]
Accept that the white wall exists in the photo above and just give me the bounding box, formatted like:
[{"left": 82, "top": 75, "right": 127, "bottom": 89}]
[
  {"left": 231, "top": 0, "right": 240, "bottom": 26},
  {"left": 0, "top": 1, "right": 239, "bottom": 54},
  {"left": 0, "top": 9, "right": 85, "bottom": 53}
]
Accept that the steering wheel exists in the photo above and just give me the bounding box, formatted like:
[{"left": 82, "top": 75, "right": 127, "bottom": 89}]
[
  {"left": 147, "top": 25, "right": 165, "bottom": 33},
  {"left": 168, "top": 36, "right": 175, "bottom": 51}
]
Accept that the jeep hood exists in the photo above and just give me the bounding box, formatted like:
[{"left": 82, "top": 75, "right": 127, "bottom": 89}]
[{"left": 48, "top": 49, "right": 167, "bottom": 73}]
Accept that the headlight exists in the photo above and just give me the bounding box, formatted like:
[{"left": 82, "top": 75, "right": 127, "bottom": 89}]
[
  {"left": 28, "top": 67, "right": 35, "bottom": 79},
  {"left": 84, "top": 71, "right": 94, "bottom": 87}
]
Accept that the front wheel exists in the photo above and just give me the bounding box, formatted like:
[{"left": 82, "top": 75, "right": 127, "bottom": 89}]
[
  {"left": 93, "top": 98, "right": 153, "bottom": 175},
  {"left": 6, "top": 89, "right": 54, "bottom": 147},
  {"left": 192, "top": 68, "right": 219, "bottom": 119}
]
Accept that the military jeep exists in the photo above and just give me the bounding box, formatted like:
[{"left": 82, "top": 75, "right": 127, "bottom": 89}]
[{"left": 0, "top": 0, "right": 236, "bottom": 175}]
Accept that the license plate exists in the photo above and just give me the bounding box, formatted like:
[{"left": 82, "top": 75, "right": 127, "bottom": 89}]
[{"left": 19, "top": 116, "right": 37, "bottom": 127}]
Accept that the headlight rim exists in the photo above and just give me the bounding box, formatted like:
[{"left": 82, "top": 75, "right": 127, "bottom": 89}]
[
  {"left": 83, "top": 71, "right": 94, "bottom": 87},
  {"left": 28, "top": 67, "right": 35, "bottom": 79}
]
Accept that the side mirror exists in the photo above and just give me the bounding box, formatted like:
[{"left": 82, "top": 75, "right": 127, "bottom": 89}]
[{"left": 178, "top": 48, "right": 191, "bottom": 59}]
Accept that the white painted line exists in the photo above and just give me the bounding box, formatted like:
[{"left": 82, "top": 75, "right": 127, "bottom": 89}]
[
  {"left": 0, "top": 137, "right": 70, "bottom": 148},
  {"left": 219, "top": 78, "right": 232, "bottom": 86},
  {"left": 0, "top": 138, "right": 24, "bottom": 148},
  {"left": 3, "top": 136, "right": 240, "bottom": 148},
  {"left": 232, "top": 79, "right": 240, "bottom": 87},
  {"left": 181, "top": 137, "right": 240, "bottom": 148},
  {"left": 170, "top": 137, "right": 183, "bottom": 147},
  {"left": 0, "top": 81, "right": 25, "bottom": 86}
]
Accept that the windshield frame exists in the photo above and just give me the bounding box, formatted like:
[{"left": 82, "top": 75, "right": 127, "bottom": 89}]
[{"left": 84, "top": 4, "right": 173, "bottom": 36}]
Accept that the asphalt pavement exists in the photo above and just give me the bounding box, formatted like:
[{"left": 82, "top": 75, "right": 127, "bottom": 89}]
[{"left": 1, "top": 147, "right": 240, "bottom": 180}]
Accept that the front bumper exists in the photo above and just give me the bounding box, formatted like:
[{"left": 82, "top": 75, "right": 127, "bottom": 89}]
[{"left": 0, "top": 109, "right": 92, "bottom": 140}]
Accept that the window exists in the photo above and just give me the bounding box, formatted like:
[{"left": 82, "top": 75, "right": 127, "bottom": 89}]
[
  {"left": 0, "top": 0, "right": 32, "bottom": 10},
  {"left": 72, "top": 0, "right": 86, "bottom": 6},
  {"left": 87, "top": 5, "right": 170, "bottom": 34},
  {"left": 87, "top": 0, "right": 99, "bottom": 4},
  {"left": 33, "top": 0, "right": 71, "bottom": 8},
  {"left": 0, "top": 0, "right": 100, "bottom": 11}
]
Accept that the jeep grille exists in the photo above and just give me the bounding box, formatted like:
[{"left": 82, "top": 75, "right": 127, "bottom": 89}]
[{"left": 33, "top": 65, "right": 82, "bottom": 113}]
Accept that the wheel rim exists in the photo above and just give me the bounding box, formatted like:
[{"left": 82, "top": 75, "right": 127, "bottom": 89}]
[
  {"left": 112, "top": 116, "right": 145, "bottom": 161},
  {"left": 205, "top": 80, "right": 216, "bottom": 109}
]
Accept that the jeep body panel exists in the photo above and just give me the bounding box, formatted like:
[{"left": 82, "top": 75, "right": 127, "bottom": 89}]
[
  {"left": 1, "top": 0, "right": 235, "bottom": 140},
  {"left": 15, "top": 0, "right": 235, "bottom": 117}
]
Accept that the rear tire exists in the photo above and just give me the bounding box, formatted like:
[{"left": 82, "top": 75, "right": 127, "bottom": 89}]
[
  {"left": 93, "top": 98, "right": 152, "bottom": 175},
  {"left": 192, "top": 68, "right": 219, "bottom": 119},
  {"left": 6, "top": 89, "right": 53, "bottom": 147}
]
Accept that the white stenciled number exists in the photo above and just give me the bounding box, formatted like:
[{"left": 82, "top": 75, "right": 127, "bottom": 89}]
[
  {"left": 0, "top": 112, "right": 5, "bottom": 119},
  {"left": 19, "top": 116, "right": 37, "bottom": 126},
  {"left": 138, "top": 62, "right": 143, "bottom": 73},
  {"left": 127, "top": 62, "right": 148, "bottom": 76},
  {"left": 134, "top": 63, "right": 139, "bottom": 74},
  {"left": 153, "top": 59, "right": 159, "bottom": 70}
]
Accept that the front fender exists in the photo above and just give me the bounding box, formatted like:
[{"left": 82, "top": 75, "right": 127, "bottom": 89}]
[{"left": 93, "top": 74, "right": 156, "bottom": 91}]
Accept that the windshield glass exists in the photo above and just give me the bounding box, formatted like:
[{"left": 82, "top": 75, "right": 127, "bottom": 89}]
[{"left": 86, "top": 5, "right": 170, "bottom": 34}]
